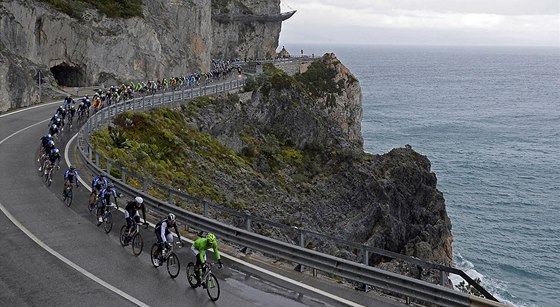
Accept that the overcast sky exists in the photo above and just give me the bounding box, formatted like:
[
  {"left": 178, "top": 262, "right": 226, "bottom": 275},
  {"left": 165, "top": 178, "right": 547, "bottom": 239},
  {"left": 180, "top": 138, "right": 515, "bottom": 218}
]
[{"left": 279, "top": 0, "right": 560, "bottom": 47}]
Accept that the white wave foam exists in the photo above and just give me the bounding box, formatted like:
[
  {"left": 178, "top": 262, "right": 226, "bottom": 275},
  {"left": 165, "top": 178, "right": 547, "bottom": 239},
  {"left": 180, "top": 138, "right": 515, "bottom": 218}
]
[{"left": 451, "top": 252, "right": 536, "bottom": 307}]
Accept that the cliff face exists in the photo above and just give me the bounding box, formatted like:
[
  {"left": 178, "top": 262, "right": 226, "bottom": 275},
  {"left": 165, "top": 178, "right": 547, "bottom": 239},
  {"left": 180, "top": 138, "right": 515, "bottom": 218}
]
[{"left": 0, "top": 0, "right": 283, "bottom": 112}]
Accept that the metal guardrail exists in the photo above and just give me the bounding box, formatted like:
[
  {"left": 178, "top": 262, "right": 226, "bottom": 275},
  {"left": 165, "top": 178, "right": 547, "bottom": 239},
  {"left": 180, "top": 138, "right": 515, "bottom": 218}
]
[{"left": 76, "top": 77, "right": 502, "bottom": 306}]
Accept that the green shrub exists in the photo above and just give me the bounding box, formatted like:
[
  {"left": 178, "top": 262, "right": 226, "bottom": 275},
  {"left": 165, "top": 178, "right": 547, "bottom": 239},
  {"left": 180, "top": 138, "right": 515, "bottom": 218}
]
[{"left": 38, "top": 0, "right": 143, "bottom": 19}]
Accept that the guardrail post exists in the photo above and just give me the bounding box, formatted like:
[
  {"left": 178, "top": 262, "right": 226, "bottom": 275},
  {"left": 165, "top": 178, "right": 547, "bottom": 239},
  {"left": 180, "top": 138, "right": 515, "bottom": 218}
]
[
  {"left": 168, "top": 189, "right": 174, "bottom": 205},
  {"left": 106, "top": 159, "right": 111, "bottom": 174},
  {"left": 142, "top": 96, "right": 146, "bottom": 110},
  {"left": 142, "top": 177, "right": 149, "bottom": 192},
  {"left": 203, "top": 201, "right": 209, "bottom": 217},
  {"left": 245, "top": 214, "right": 251, "bottom": 231},
  {"left": 95, "top": 151, "right": 99, "bottom": 167},
  {"left": 121, "top": 167, "right": 126, "bottom": 183},
  {"left": 359, "top": 246, "right": 371, "bottom": 292},
  {"left": 294, "top": 227, "right": 305, "bottom": 272}
]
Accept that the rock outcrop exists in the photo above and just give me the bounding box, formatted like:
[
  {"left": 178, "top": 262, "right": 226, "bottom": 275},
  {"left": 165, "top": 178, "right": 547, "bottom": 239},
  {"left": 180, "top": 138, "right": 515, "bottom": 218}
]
[
  {"left": 0, "top": 0, "right": 284, "bottom": 112},
  {"left": 91, "top": 54, "right": 453, "bottom": 283}
]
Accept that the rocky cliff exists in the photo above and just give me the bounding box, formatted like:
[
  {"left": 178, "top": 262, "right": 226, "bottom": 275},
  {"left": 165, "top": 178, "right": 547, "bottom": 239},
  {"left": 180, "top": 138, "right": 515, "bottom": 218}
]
[
  {"left": 0, "top": 0, "right": 283, "bottom": 112},
  {"left": 90, "top": 54, "right": 453, "bottom": 283}
]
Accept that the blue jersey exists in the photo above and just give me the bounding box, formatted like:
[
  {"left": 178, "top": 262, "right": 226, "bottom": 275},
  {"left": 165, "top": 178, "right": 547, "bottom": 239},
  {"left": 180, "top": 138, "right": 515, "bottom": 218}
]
[
  {"left": 64, "top": 169, "right": 78, "bottom": 182},
  {"left": 100, "top": 187, "right": 117, "bottom": 203},
  {"left": 92, "top": 176, "right": 108, "bottom": 189}
]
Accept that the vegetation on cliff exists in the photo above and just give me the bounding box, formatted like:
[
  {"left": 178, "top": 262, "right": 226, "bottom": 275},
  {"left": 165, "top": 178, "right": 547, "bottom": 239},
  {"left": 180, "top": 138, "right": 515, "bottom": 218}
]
[{"left": 38, "top": 0, "right": 143, "bottom": 19}]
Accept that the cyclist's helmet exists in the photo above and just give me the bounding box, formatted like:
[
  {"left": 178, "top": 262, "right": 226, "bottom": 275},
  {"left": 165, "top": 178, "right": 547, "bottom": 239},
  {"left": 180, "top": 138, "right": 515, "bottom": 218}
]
[
  {"left": 108, "top": 182, "right": 115, "bottom": 188},
  {"left": 46, "top": 133, "right": 52, "bottom": 138},
  {"left": 70, "top": 105, "right": 75, "bottom": 109},
  {"left": 135, "top": 196, "right": 143, "bottom": 204},
  {"left": 51, "top": 124, "right": 57, "bottom": 129},
  {"left": 207, "top": 233, "right": 216, "bottom": 245},
  {"left": 47, "top": 140, "right": 54, "bottom": 146},
  {"left": 53, "top": 148, "right": 59, "bottom": 154},
  {"left": 167, "top": 213, "right": 176, "bottom": 223},
  {"left": 70, "top": 165, "right": 75, "bottom": 170}
]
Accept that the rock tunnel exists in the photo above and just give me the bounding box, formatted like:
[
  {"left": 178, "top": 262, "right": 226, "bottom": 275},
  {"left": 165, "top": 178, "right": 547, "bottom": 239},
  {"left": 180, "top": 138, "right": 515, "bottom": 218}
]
[{"left": 50, "top": 63, "right": 87, "bottom": 87}]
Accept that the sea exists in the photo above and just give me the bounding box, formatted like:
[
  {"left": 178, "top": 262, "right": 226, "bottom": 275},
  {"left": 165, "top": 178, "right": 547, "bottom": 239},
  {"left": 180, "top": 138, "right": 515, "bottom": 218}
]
[{"left": 282, "top": 43, "right": 560, "bottom": 307}]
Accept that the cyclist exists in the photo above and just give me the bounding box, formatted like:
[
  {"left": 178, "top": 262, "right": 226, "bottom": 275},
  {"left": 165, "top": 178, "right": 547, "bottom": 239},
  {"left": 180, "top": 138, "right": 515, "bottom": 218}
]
[
  {"left": 48, "top": 113, "right": 59, "bottom": 127},
  {"left": 125, "top": 196, "right": 148, "bottom": 235},
  {"left": 56, "top": 106, "right": 66, "bottom": 126},
  {"left": 67, "top": 105, "right": 76, "bottom": 126},
  {"left": 64, "top": 95, "right": 73, "bottom": 107},
  {"left": 90, "top": 174, "right": 108, "bottom": 207},
  {"left": 63, "top": 165, "right": 79, "bottom": 195},
  {"left": 48, "top": 124, "right": 59, "bottom": 139},
  {"left": 191, "top": 233, "right": 223, "bottom": 287},
  {"left": 154, "top": 213, "right": 182, "bottom": 263},
  {"left": 77, "top": 102, "right": 87, "bottom": 119},
  {"left": 39, "top": 140, "right": 55, "bottom": 170},
  {"left": 42, "top": 148, "right": 61, "bottom": 174},
  {"left": 38, "top": 133, "right": 52, "bottom": 156},
  {"left": 97, "top": 183, "right": 118, "bottom": 225}
]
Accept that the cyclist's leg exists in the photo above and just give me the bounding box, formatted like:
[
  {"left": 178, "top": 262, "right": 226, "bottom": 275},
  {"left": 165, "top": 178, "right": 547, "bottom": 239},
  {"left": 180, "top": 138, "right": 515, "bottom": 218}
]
[
  {"left": 132, "top": 215, "right": 141, "bottom": 234},
  {"left": 191, "top": 246, "right": 203, "bottom": 284}
]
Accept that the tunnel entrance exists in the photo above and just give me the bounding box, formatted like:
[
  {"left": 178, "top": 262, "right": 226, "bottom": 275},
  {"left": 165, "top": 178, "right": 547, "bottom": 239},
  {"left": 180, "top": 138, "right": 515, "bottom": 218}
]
[{"left": 50, "top": 63, "right": 86, "bottom": 87}]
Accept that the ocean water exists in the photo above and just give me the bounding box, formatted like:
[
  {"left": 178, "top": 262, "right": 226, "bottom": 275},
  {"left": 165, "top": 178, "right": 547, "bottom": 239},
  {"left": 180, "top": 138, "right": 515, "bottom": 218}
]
[{"left": 283, "top": 44, "right": 560, "bottom": 307}]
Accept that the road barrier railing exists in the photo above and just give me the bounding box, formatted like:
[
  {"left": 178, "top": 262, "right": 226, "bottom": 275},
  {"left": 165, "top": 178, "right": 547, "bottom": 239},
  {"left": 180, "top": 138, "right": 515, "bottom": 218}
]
[{"left": 77, "top": 77, "right": 502, "bottom": 307}]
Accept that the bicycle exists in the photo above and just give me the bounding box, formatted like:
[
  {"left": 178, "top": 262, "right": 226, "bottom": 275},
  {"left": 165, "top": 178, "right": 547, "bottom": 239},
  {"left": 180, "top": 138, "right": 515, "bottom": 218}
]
[
  {"left": 63, "top": 181, "right": 74, "bottom": 207},
  {"left": 150, "top": 241, "right": 183, "bottom": 278},
  {"left": 186, "top": 261, "right": 221, "bottom": 301},
  {"left": 119, "top": 220, "right": 149, "bottom": 256},
  {"left": 43, "top": 161, "right": 54, "bottom": 186},
  {"left": 94, "top": 200, "right": 117, "bottom": 233},
  {"left": 88, "top": 192, "right": 99, "bottom": 212}
]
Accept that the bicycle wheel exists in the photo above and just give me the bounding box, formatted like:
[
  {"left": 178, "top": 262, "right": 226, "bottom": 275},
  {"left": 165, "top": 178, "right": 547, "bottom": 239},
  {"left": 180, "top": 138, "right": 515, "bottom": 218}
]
[
  {"left": 43, "top": 169, "right": 50, "bottom": 183},
  {"left": 103, "top": 212, "right": 113, "bottom": 233},
  {"left": 119, "top": 226, "right": 127, "bottom": 246},
  {"left": 64, "top": 189, "right": 73, "bottom": 207},
  {"left": 131, "top": 233, "right": 143, "bottom": 256},
  {"left": 46, "top": 170, "right": 52, "bottom": 187},
  {"left": 150, "top": 243, "right": 161, "bottom": 267},
  {"left": 186, "top": 262, "right": 198, "bottom": 288},
  {"left": 206, "top": 273, "right": 220, "bottom": 301},
  {"left": 167, "top": 252, "right": 180, "bottom": 278}
]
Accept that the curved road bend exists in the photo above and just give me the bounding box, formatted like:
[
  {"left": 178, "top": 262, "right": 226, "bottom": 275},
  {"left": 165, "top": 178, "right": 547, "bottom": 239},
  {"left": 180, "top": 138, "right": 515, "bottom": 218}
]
[{"left": 0, "top": 102, "right": 402, "bottom": 307}]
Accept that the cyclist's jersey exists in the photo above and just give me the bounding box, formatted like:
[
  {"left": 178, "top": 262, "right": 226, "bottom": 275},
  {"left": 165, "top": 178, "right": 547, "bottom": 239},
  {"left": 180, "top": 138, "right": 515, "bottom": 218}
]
[
  {"left": 64, "top": 169, "right": 78, "bottom": 182},
  {"left": 40, "top": 135, "right": 52, "bottom": 147},
  {"left": 43, "top": 143, "right": 55, "bottom": 154},
  {"left": 125, "top": 200, "right": 146, "bottom": 220},
  {"left": 49, "top": 126, "right": 59, "bottom": 136},
  {"left": 193, "top": 237, "right": 221, "bottom": 264},
  {"left": 92, "top": 176, "right": 108, "bottom": 189},
  {"left": 48, "top": 152, "right": 61, "bottom": 165},
  {"left": 100, "top": 187, "right": 117, "bottom": 204},
  {"left": 155, "top": 219, "right": 180, "bottom": 242}
]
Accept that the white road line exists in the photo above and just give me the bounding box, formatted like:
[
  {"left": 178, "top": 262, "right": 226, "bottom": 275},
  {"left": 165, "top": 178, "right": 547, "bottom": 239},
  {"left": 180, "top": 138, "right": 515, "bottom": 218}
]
[
  {"left": 1, "top": 121, "right": 150, "bottom": 307},
  {"left": 65, "top": 134, "right": 364, "bottom": 307},
  {"left": 0, "top": 101, "right": 61, "bottom": 118}
]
